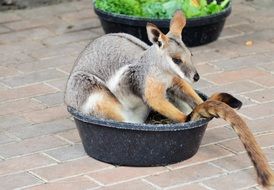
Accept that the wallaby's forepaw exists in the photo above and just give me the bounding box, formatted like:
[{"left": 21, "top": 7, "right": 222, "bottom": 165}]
[
  {"left": 257, "top": 170, "right": 274, "bottom": 188},
  {"left": 209, "top": 92, "right": 242, "bottom": 110}
]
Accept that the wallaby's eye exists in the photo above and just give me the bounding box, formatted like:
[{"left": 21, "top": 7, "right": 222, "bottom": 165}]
[{"left": 172, "top": 58, "right": 181, "bottom": 65}]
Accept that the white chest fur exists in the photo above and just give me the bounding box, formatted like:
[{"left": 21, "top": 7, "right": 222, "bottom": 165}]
[{"left": 106, "top": 66, "right": 149, "bottom": 123}]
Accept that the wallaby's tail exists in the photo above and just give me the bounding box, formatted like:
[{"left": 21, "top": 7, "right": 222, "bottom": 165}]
[{"left": 188, "top": 100, "right": 274, "bottom": 187}]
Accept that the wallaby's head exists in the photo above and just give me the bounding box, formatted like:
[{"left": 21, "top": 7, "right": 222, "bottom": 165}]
[{"left": 146, "top": 10, "right": 199, "bottom": 83}]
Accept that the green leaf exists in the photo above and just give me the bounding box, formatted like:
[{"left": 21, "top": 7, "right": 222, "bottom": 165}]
[
  {"left": 220, "top": 0, "right": 230, "bottom": 8},
  {"left": 163, "top": 0, "right": 182, "bottom": 18},
  {"left": 95, "top": 0, "right": 230, "bottom": 19}
]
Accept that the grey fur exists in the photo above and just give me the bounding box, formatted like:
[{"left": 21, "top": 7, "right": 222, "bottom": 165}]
[{"left": 65, "top": 33, "right": 148, "bottom": 109}]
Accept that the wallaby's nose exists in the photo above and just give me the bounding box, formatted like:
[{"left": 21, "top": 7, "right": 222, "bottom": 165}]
[{"left": 193, "top": 73, "right": 200, "bottom": 82}]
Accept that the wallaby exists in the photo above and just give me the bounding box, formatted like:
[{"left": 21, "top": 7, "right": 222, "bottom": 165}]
[
  {"left": 65, "top": 11, "right": 203, "bottom": 123},
  {"left": 65, "top": 11, "right": 274, "bottom": 188}
]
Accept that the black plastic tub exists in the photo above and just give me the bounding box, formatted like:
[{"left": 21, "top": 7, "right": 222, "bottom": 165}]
[
  {"left": 67, "top": 93, "right": 211, "bottom": 166},
  {"left": 94, "top": 3, "right": 231, "bottom": 47}
]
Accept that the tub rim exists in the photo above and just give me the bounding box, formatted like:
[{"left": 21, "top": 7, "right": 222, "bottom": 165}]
[{"left": 67, "top": 106, "right": 211, "bottom": 132}]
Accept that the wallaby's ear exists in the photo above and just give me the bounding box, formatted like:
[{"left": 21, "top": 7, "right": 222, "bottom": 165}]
[
  {"left": 170, "top": 10, "right": 186, "bottom": 37},
  {"left": 146, "top": 23, "right": 168, "bottom": 47}
]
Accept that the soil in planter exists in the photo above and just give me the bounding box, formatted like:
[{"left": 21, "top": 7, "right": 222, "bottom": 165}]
[{"left": 145, "top": 111, "right": 176, "bottom": 124}]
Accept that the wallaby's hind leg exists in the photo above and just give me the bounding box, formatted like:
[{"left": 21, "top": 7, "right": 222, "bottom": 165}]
[
  {"left": 65, "top": 72, "right": 124, "bottom": 122},
  {"left": 83, "top": 90, "right": 124, "bottom": 122}
]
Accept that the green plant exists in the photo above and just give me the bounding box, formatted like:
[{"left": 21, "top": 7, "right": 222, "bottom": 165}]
[{"left": 95, "top": 0, "right": 230, "bottom": 19}]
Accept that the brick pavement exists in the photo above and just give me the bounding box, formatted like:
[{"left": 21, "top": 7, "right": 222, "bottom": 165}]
[{"left": 0, "top": 0, "right": 273, "bottom": 189}]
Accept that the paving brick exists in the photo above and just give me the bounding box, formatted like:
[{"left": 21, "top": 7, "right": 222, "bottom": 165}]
[
  {"left": 244, "top": 88, "right": 274, "bottom": 103},
  {"left": 47, "top": 18, "right": 101, "bottom": 35},
  {"left": 67, "top": 17, "right": 101, "bottom": 31},
  {"left": 201, "top": 127, "right": 237, "bottom": 146},
  {"left": 0, "top": 69, "right": 66, "bottom": 88},
  {"left": 205, "top": 40, "right": 240, "bottom": 58},
  {"left": 203, "top": 169, "right": 257, "bottom": 190},
  {"left": 204, "top": 81, "right": 263, "bottom": 96},
  {"left": 207, "top": 118, "right": 228, "bottom": 128},
  {"left": 145, "top": 163, "right": 223, "bottom": 188},
  {"left": 0, "top": 99, "right": 45, "bottom": 116},
  {"left": 8, "top": 119, "right": 75, "bottom": 139},
  {"left": 193, "top": 79, "right": 214, "bottom": 90},
  {"left": 264, "top": 148, "right": 274, "bottom": 163},
  {"left": 212, "top": 148, "right": 274, "bottom": 172},
  {"left": 0, "top": 27, "right": 54, "bottom": 43},
  {"left": 219, "top": 27, "right": 244, "bottom": 40},
  {"left": 168, "top": 183, "right": 208, "bottom": 190},
  {"left": 13, "top": 55, "right": 75, "bottom": 73},
  {"left": 196, "top": 63, "right": 222, "bottom": 75},
  {"left": 0, "top": 133, "right": 16, "bottom": 145},
  {"left": 57, "top": 64, "right": 74, "bottom": 74},
  {"left": 231, "top": 94, "right": 257, "bottom": 107},
  {"left": 229, "top": 24, "right": 255, "bottom": 34},
  {"left": 45, "top": 78, "right": 67, "bottom": 91},
  {"left": 22, "top": 105, "right": 69, "bottom": 123},
  {"left": 240, "top": 102, "right": 274, "bottom": 119},
  {"left": 259, "top": 62, "right": 274, "bottom": 74},
  {"left": 0, "top": 84, "right": 7, "bottom": 90},
  {"left": 0, "top": 154, "right": 56, "bottom": 176},
  {"left": 60, "top": 9, "right": 97, "bottom": 22},
  {"left": 45, "top": 144, "right": 86, "bottom": 161},
  {"left": 191, "top": 50, "right": 227, "bottom": 64},
  {"left": 42, "top": 30, "right": 100, "bottom": 46},
  {"left": 4, "top": 20, "right": 42, "bottom": 31},
  {"left": 0, "top": 41, "right": 44, "bottom": 59},
  {"left": 17, "top": 2, "right": 76, "bottom": 19},
  {"left": 31, "top": 43, "right": 81, "bottom": 59},
  {"left": 72, "top": 0, "right": 94, "bottom": 11},
  {"left": 34, "top": 92, "right": 64, "bottom": 107},
  {"left": 219, "top": 133, "right": 274, "bottom": 153},
  {"left": 98, "top": 180, "right": 156, "bottom": 190},
  {"left": 229, "top": 40, "right": 274, "bottom": 56},
  {"left": 245, "top": 116, "right": 274, "bottom": 133},
  {"left": 211, "top": 153, "right": 253, "bottom": 172},
  {"left": 168, "top": 145, "right": 232, "bottom": 170},
  {"left": 229, "top": 29, "right": 274, "bottom": 45},
  {"left": 0, "top": 115, "right": 30, "bottom": 132},
  {"left": 213, "top": 54, "right": 273, "bottom": 71},
  {"left": 90, "top": 27, "right": 105, "bottom": 35},
  {"left": 250, "top": 75, "right": 274, "bottom": 88},
  {"left": 1, "top": 53, "right": 35, "bottom": 66},
  {"left": 0, "top": 12, "right": 22, "bottom": 23},
  {"left": 26, "top": 176, "right": 99, "bottom": 190},
  {"left": 88, "top": 166, "right": 167, "bottom": 185},
  {"left": 0, "top": 25, "right": 11, "bottom": 34},
  {"left": 0, "top": 66, "right": 20, "bottom": 78},
  {"left": 0, "top": 135, "right": 67, "bottom": 158},
  {"left": 31, "top": 157, "right": 112, "bottom": 181},
  {"left": 224, "top": 14, "right": 250, "bottom": 27},
  {"left": 205, "top": 68, "right": 269, "bottom": 85},
  {"left": 0, "top": 172, "right": 42, "bottom": 190},
  {"left": 0, "top": 84, "right": 57, "bottom": 102},
  {"left": 56, "top": 129, "right": 81, "bottom": 143}
]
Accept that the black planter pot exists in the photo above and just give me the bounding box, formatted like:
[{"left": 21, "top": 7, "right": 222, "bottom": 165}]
[
  {"left": 94, "top": 3, "right": 231, "bottom": 47},
  {"left": 67, "top": 93, "right": 210, "bottom": 166}
]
